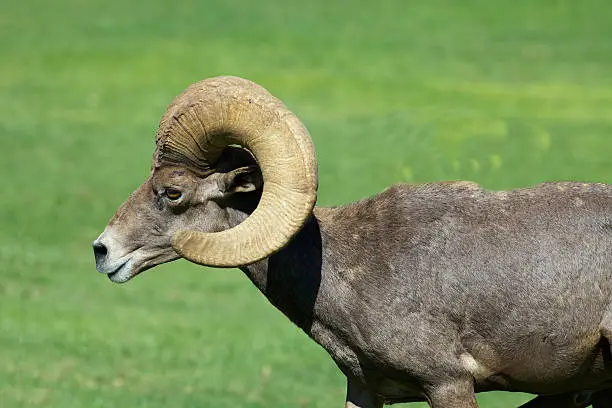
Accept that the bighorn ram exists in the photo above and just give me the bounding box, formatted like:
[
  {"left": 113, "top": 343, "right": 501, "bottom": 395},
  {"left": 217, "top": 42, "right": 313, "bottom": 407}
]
[{"left": 93, "top": 76, "right": 611, "bottom": 408}]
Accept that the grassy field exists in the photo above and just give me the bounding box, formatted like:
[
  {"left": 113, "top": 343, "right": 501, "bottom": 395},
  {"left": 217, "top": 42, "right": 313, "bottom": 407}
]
[{"left": 1, "top": 0, "right": 611, "bottom": 407}]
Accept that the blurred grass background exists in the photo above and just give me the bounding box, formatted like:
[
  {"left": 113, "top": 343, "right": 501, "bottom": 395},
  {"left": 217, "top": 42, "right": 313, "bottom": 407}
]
[{"left": 1, "top": 0, "right": 611, "bottom": 407}]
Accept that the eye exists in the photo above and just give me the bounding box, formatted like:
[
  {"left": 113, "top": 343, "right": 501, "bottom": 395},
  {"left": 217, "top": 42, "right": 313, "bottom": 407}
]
[{"left": 165, "top": 189, "right": 182, "bottom": 201}]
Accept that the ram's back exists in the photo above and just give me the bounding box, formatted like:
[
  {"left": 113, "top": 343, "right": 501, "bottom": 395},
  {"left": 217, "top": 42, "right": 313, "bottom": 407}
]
[{"left": 319, "top": 181, "right": 611, "bottom": 285}]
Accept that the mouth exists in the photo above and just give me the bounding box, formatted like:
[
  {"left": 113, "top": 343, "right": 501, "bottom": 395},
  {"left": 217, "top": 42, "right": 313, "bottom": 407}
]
[
  {"left": 107, "top": 259, "right": 132, "bottom": 284},
  {"left": 106, "top": 258, "right": 156, "bottom": 284},
  {"left": 98, "top": 252, "right": 179, "bottom": 284}
]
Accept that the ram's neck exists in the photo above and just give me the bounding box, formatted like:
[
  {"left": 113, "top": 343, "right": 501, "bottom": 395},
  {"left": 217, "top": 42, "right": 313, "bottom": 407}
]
[
  {"left": 240, "top": 213, "right": 325, "bottom": 331},
  {"left": 223, "top": 200, "right": 327, "bottom": 332}
]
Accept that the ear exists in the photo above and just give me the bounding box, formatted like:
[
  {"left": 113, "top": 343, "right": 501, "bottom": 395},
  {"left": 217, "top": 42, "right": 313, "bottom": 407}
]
[{"left": 217, "top": 165, "right": 263, "bottom": 195}]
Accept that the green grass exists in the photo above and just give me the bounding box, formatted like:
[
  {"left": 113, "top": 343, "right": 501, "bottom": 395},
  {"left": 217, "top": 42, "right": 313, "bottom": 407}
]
[{"left": 1, "top": 0, "right": 611, "bottom": 407}]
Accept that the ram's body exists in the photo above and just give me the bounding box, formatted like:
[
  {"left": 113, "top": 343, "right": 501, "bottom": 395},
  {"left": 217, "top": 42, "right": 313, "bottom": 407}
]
[
  {"left": 93, "top": 76, "right": 612, "bottom": 407},
  {"left": 241, "top": 181, "right": 612, "bottom": 404}
]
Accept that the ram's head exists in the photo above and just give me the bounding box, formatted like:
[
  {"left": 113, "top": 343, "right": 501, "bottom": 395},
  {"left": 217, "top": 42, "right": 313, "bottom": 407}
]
[{"left": 93, "top": 77, "right": 318, "bottom": 283}]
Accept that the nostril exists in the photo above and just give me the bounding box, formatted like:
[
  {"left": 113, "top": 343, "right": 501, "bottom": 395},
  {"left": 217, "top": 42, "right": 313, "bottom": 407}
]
[{"left": 93, "top": 241, "right": 108, "bottom": 259}]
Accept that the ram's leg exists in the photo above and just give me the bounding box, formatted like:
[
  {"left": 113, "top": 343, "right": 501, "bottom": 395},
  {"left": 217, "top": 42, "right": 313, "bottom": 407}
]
[
  {"left": 517, "top": 391, "right": 592, "bottom": 408},
  {"left": 345, "top": 378, "right": 383, "bottom": 408},
  {"left": 425, "top": 379, "right": 478, "bottom": 408},
  {"left": 595, "top": 305, "right": 612, "bottom": 408},
  {"left": 599, "top": 304, "right": 612, "bottom": 357},
  {"left": 592, "top": 388, "right": 612, "bottom": 408}
]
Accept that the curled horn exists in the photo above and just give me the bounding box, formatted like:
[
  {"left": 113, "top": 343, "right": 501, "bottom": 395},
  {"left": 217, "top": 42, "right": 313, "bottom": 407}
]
[{"left": 154, "top": 76, "right": 318, "bottom": 267}]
